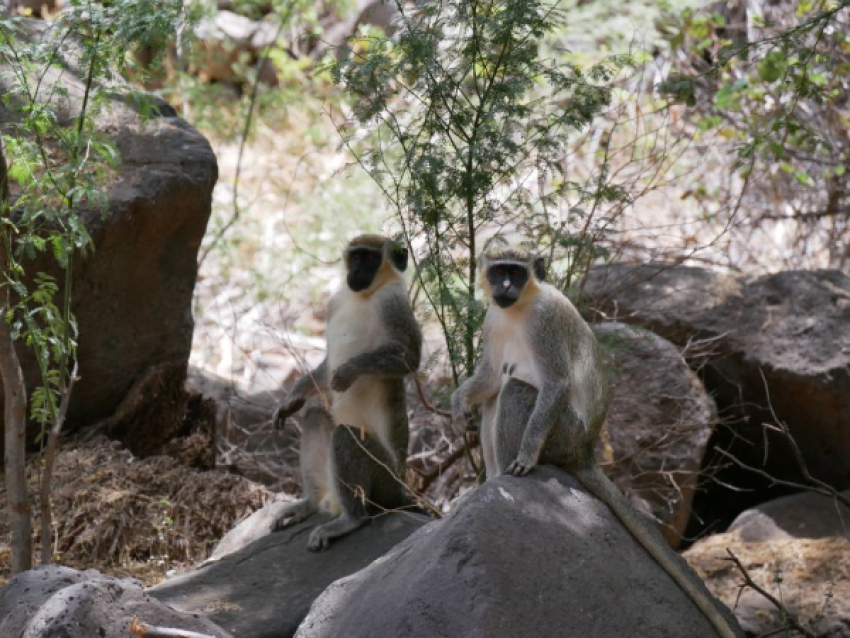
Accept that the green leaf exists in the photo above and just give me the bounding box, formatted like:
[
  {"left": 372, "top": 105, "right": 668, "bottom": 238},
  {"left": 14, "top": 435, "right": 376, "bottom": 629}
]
[{"left": 758, "top": 51, "right": 786, "bottom": 83}]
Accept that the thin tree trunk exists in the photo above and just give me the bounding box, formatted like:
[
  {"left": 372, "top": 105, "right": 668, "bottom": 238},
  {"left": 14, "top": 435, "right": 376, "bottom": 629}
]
[
  {"left": 0, "top": 136, "right": 33, "bottom": 574},
  {"left": 39, "top": 365, "right": 76, "bottom": 564}
]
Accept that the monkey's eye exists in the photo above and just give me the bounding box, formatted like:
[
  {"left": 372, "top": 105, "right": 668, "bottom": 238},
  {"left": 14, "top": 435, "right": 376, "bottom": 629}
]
[
  {"left": 489, "top": 266, "right": 506, "bottom": 280},
  {"left": 349, "top": 249, "right": 381, "bottom": 268}
]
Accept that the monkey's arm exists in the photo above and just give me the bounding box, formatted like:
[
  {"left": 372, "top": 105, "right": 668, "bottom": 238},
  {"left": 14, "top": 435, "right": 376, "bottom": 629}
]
[
  {"left": 451, "top": 346, "right": 500, "bottom": 432},
  {"left": 274, "top": 358, "right": 328, "bottom": 426},
  {"left": 331, "top": 293, "right": 421, "bottom": 391}
]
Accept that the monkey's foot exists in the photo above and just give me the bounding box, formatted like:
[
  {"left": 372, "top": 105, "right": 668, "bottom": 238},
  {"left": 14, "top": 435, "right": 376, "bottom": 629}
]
[
  {"left": 505, "top": 457, "right": 535, "bottom": 476},
  {"left": 307, "top": 526, "right": 333, "bottom": 552},
  {"left": 270, "top": 501, "right": 314, "bottom": 531},
  {"left": 306, "top": 514, "right": 364, "bottom": 552}
]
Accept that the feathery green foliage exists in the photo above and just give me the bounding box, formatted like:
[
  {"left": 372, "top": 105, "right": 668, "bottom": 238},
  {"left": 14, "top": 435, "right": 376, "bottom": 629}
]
[{"left": 331, "top": 0, "right": 629, "bottom": 381}]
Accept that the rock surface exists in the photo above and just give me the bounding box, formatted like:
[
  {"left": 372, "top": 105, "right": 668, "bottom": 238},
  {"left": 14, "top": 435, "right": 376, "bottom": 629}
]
[
  {"left": 151, "top": 509, "right": 429, "bottom": 638},
  {"left": 728, "top": 489, "right": 850, "bottom": 542},
  {"left": 296, "top": 467, "right": 739, "bottom": 638},
  {"left": 207, "top": 497, "right": 298, "bottom": 561},
  {"left": 0, "top": 565, "right": 231, "bottom": 638},
  {"left": 192, "top": 10, "right": 280, "bottom": 83},
  {"left": 0, "top": 21, "right": 217, "bottom": 457},
  {"left": 593, "top": 322, "right": 716, "bottom": 547},
  {"left": 186, "top": 366, "right": 300, "bottom": 491},
  {"left": 686, "top": 530, "right": 850, "bottom": 637},
  {"left": 583, "top": 264, "right": 850, "bottom": 523}
]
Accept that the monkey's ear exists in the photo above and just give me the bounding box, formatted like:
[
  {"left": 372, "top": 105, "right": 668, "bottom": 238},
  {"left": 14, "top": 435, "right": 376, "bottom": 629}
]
[
  {"left": 392, "top": 245, "right": 409, "bottom": 272},
  {"left": 534, "top": 257, "right": 546, "bottom": 282}
]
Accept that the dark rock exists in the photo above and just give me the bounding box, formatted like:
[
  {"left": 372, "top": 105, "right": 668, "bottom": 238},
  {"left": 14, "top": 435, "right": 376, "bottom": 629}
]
[
  {"left": 0, "top": 565, "right": 231, "bottom": 638},
  {"left": 728, "top": 489, "right": 850, "bottom": 542},
  {"left": 0, "top": 20, "right": 216, "bottom": 458},
  {"left": 296, "top": 467, "right": 739, "bottom": 638},
  {"left": 583, "top": 264, "right": 850, "bottom": 528},
  {"left": 151, "top": 510, "right": 429, "bottom": 638},
  {"left": 594, "top": 322, "right": 716, "bottom": 548},
  {"left": 186, "top": 365, "right": 300, "bottom": 491}
]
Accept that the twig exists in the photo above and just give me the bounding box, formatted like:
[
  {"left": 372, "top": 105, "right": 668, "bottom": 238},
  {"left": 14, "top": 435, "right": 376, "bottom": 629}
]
[
  {"left": 128, "top": 617, "right": 216, "bottom": 638},
  {"left": 757, "top": 368, "right": 850, "bottom": 512},
  {"left": 723, "top": 549, "right": 816, "bottom": 638},
  {"left": 413, "top": 375, "right": 451, "bottom": 417},
  {"left": 416, "top": 444, "right": 467, "bottom": 492},
  {"left": 715, "top": 447, "right": 842, "bottom": 502}
]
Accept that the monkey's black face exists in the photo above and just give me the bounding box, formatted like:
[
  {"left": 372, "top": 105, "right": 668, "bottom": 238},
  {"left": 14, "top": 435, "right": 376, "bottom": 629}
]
[
  {"left": 347, "top": 248, "right": 383, "bottom": 292},
  {"left": 487, "top": 263, "right": 529, "bottom": 308}
]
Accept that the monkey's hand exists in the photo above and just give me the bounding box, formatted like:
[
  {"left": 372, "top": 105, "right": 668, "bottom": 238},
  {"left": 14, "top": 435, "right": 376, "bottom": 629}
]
[
  {"left": 330, "top": 364, "right": 358, "bottom": 392},
  {"left": 450, "top": 390, "right": 474, "bottom": 434},
  {"left": 273, "top": 395, "right": 305, "bottom": 428},
  {"left": 505, "top": 451, "right": 538, "bottom": 477}
]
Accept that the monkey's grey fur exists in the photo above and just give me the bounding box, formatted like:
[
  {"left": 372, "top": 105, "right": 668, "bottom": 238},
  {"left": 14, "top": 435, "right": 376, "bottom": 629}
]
[
  {"left": 272, "top": 235, "right": 422, "bottom": 551},
  {"left": 452, "top": 245, "right": 743, "bottom": 638}
]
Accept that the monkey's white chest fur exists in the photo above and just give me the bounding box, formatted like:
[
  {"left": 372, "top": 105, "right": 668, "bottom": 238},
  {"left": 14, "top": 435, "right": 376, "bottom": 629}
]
[
  {"left": 325, "top": 287, "right": 391, "bottom": 445},
  {"left": 487, "top": 308, "right": 541, "bottom": 389}
]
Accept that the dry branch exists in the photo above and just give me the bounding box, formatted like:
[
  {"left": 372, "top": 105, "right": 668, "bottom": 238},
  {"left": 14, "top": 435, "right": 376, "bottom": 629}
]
[
  {"left": 724, "top": 549, "right": 816, "bottom": 638},
  {"left": 413, "top": 374, "right": 451, "bottom": 417},
  {"left": 128, "top": 616, "right": 217, "bottom": 638}
]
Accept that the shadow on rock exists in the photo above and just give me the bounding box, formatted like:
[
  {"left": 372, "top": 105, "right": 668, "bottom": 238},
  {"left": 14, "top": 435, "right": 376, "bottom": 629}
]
[
  {"left": 296, "top": 466, "right": 737, "bottom": 638},
  {"left": 151, "top": 505, "right": 429, "bottom": 638}
]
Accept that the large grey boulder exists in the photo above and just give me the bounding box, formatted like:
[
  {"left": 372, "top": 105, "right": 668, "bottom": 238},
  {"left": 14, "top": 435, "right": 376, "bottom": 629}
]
[
  {"left": 0, "top": 565, "right": 231, "bottom": 638},
  {"left": 583, "top": 264, "right": 850, "bottom": 510},
  {"left": 0, "top": 20, "right": 217, "bottom": 457},
  {"left": 594, "top": 322, "right": 716, "bottom": 548},
  {"left": 296, "top": 467, "right": 740, "bottom": 638},
  {"left": 728, "top": 489, "right": 850, "bottom": 542},
  {"left": 151, "top": 509, "right": 429, "bottom": 638}
]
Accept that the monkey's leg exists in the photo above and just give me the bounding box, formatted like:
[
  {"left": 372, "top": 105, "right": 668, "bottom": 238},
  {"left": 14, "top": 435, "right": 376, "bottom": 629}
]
[
  {"left": 271, "top": 407, "right": 335, "bottom": 531},
  {"left": 307, "top": 424, "right": 407, "bottom": 552},
  {"left": 577, "top": 465, "right": 743, "bottom": 638},
  {"left": 496, "top": 378, "right": 589, "bottom": 473},
  {"left": 493, "top": 379, "right": 540, "bottom": 474}
]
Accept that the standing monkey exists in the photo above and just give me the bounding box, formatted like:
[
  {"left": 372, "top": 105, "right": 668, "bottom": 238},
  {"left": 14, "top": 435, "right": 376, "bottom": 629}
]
[
  {"left": 452, "top": 245, "right": 742, "bottom": 638},
  {"left": 273, "top": 235, "right": 422, "bottom": 551}
]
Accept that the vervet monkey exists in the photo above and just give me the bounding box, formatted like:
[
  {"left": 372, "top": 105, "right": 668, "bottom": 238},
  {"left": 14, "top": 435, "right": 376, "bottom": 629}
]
[
  {"left": 272, "top": 234, "right": 422, "bottom": 551},
  {"left": 451, "top": 246, "right": 743, "bottom": 638}
]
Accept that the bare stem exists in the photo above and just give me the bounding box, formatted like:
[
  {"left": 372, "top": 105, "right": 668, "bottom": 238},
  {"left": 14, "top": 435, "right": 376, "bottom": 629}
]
[
  {"left": 724, "top": 549, "right": 816, "bottom": 638},
  {"left": 0, "top": 136, "right": 33, "bottom": 574}
]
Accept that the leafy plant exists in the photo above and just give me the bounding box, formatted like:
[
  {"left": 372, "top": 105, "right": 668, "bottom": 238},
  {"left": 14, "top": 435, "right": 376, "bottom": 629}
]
[
  {"left": 330, "top": 0, "right": 630, "bottom": 382},
  {"left": 0, "top": 0, "right": 185, "bottom": 572},
  {"left": 658, "top": 0, "right": 850, "bottom": 269}
]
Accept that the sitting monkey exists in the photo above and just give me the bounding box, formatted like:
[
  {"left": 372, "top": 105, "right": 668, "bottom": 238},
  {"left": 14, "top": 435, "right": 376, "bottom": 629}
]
[
  {"left": 272, "top": 234, "right": 422, "bottom": 551},
  {"left": 452, "top": 244, "right": 742, "bottom": 638}
]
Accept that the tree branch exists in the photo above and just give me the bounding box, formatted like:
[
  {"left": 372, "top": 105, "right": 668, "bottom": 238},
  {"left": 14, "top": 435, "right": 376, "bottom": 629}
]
[{"left": 723, "top": 549, "right": 816, "bottom": 638}]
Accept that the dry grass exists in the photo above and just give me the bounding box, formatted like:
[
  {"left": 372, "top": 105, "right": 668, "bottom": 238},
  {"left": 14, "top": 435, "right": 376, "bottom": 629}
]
[{"left": 0, "top": 436, "right": 274, "bottom": 588}]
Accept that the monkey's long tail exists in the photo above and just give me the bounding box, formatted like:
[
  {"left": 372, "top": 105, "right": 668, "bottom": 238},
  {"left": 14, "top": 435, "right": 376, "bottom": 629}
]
[{"left": 576, "top": 465, "right": 743, "bottom": 638}]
